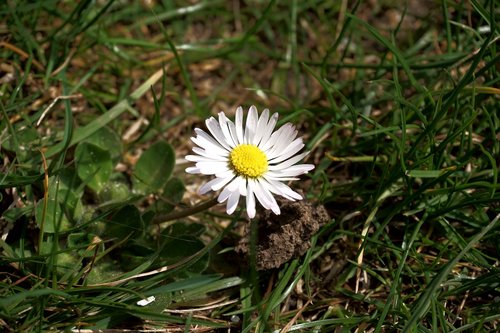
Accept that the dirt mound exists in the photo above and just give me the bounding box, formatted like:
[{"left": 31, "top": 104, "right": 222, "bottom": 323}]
[{"left": 236, "top": 199, "right": 329, "bottom": 270}]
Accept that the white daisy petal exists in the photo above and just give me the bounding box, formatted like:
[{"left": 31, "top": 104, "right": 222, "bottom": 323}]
[
  {"left": 218, "top": 112, "right": 236, "bottom": 148},
  {"left": 186, "top": 106, "right": 314, "bottom": 219},
  {"left": 265, "top": 124, "right": 298, "bottom": 155},
  {"left": 192, "top": 162, "right": 230, "bottom": 174},
  {"left": 268, "top": 152, "right": 309, "bottom": 171},
  {"left": 215, "top": 169, "right": 234, "bottom": 178},
  {"left": 263, "top": 177, "right": 303, "bottom": 200},
  {"left": 185, "top": 155, "right": 207, "bottom": 162},
  {"left": 246, "top": 181, "right": 256, "bottom": 218},
  {"left": 212, "top": 175, "right": 235, "bottom": 191},
  {"left": 235, "top": 106, "right": 244, "bottom": 144},
  {"left": 252, "top": 108, "right": 269, "bottom": 145},
  {"left": 222, "top": 113, "right": 239, "bottom": 146},
  {"left": 217, "top": 177, "right": 241, "bottom": 202},
  {"left": 186, "top": 154, "right": 227, "bottom": 163},
  {"left": 194, "top": 129, "right": 223, "bottom": 148},
  {"left": 185, "top": 166, "right": 200, "bottom": 174},
  {"left": 261, "top": 123, "right": 294, "bottom": 152},
  {"left": 217, "top": 186, "right": 232, "bottom": 203},
  {"left": 239, "top": 178, "right": 248, "bottom": 196},
  {"left": 267, "top": 164, "right": 315, "bottom": 177},
  {"left": 192, "top": 130, "right": 229, "bottom": 156},
  {"left": 249, "top": 179, "right": 269, "bottom": 209},
  {"left": 195, "top": 161, "right": 229, "bottom": 169},
  {"left": 192, "top": 147, "right": 228, "bottom": 161},
  {"left": 244, "top": 105, "right": 258, "bottom": 144},
  {"left": 227, "top": 122, "right": 239, "bottom": 146},
  {"left": 258, "top": 112, "right": 279, "bottom": 149},
  {"left": 255, "top": 179, "right": 280, "bottom": 214},
  {"left": 199, "top": 176, "right": 232, "bottom": 195},
  {"left": 264, "top": 175, "right": 300, "bottom": 181},
  {"left": 206, "top": 117, "right": 232, "bottom": 150},
  {"left": 226, "top": 191, "right": 240, "bottom": 214},
  {"left": 268, "top": 138, "right": 304, "bottom": 162}
]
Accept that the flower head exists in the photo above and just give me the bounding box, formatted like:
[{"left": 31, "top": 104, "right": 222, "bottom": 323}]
[{"left": 186, "top": 106, "right": 314, "bottom": 218}]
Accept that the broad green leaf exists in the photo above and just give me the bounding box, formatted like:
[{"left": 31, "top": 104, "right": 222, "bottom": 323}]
[
  {"left": 162, "top": 177, "right": 185, "bottom": 202},
  {"left": 1, "top": 127, "right": 39, "bottom": 160},
  {"left": 75, "top": 142, "right": 113, "bottom": 193},
  {"left": 58, "top": 188, "right": 84, "bottom": 222},
  {"left": 48, "top": 170, "right": 84, "bottom": 221},
  {"left": 105, "top": 204, "right": 143, "bottom": 239},
  {"left": 84, "top": 126, "right": 122, "bottom": 164},
  {"left": 56, "top": 168, "right": 83, "bottom": 194},
  {"left": 35, "top": 197, "right": 71, "bottom": 233},
  {"left": 153, "top": 177, "right": 185, "bottom": 213},
  {"left": 38, "top": 238, "right": 58, "bottom": 255},
  {"left": 133, "top": 140, "right": 175, "bottom": 194},
  {"left": 98, "top": 180, "right": 131, "bottom": 203}
]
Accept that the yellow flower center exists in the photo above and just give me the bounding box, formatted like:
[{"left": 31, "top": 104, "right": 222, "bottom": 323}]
[{"left": 229, "top": 144, "right": 268, "bottom": 178}]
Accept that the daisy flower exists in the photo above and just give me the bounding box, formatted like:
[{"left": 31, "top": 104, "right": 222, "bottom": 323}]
[{"left": 185, "top": 106, "right": 314, "bottom": 218}]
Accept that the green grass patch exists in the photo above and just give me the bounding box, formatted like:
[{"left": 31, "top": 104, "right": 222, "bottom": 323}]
[{"left": 0, "top": 0, "right": 498, "bottom": 331}]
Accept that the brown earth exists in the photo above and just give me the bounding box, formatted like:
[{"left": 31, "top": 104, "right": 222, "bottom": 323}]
[{"left": 236, "top": 198, "right": 330, "bottom": 270}]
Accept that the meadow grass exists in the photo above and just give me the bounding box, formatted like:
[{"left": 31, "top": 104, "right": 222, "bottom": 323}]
[{"left": 1, "top": 0, "right": 499, "bottom": 332}]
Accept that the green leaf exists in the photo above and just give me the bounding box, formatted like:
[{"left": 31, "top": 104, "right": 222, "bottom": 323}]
[
  {"left": 133, "top": 140, "right": 175, "bottom": 194},
  {"left": 75, "top": 142, "right": 113, "bottom": 193},
  {"left": 49, "top": 170, "right": 84, "bottom": 221},
  {"left": 98, "top": 180, "right": 131, "bottom": 203},
  {"left": 38, "top": 238, "right": 58, "bottom": 255},
  {"left": 84, "top": 126, "right": 123, "bottom": 164},
  {"left": 162, "top": 177, "right": 185, "bottom": 202},
  {"left": 105, "top": 204, "right": 143, "bottom": 239},
  {"left": 35, "top": 197, "right": 72, "bottom": 233},
  {"left": 1, "top": 127, "right": 38, "bottom": 160},
  {"left": 153, "top": 177, "right": 185, "bottom": 213}
]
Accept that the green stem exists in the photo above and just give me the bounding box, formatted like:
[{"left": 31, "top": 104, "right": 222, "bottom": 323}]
[{"left": 248, "top": 217, "right": 263, "bottom": 324}]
